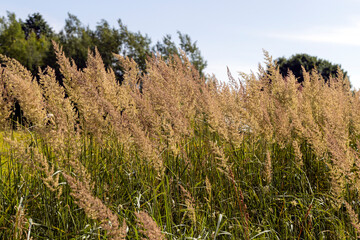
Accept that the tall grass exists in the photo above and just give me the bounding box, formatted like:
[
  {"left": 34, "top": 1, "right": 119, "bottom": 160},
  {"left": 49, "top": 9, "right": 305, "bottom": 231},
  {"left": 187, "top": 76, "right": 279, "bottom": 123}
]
[{"left": 0, "top": 45, "right": 360, "bottom": 239}]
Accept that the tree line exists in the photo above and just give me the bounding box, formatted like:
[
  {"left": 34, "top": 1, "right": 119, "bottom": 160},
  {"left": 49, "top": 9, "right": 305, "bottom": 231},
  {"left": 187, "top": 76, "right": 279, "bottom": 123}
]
[
  {"left": 0, "top": 11, "right": 348, "bottom": 84},
  {"left": 0, "top": 12, "right": 207, "bottom": 82}
]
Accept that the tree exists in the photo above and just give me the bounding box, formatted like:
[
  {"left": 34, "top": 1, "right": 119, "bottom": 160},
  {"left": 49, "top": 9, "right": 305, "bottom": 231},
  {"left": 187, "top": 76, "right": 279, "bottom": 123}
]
[
  {"left": 154, "top": 31, "right": 207, "bottom": 77},
  {"left": 92, "top": 19, "right": 122, "bottom": 71},
  {"left": 25, "top": 31, "right": 51, "bottom": 73},
  {"left": 0, "top": 12, "right": 208, "bottom": 82},
  {"left": 117, "top": 19, "right": 152, "bottom": 75},
  {"left": 58, "top": 13, "right": 93, "bottom": 69},
  {"left": 275, "top": 54, "right": 348, "bottom": 83},
  {"left": 58, "top": 14, "right": 207, "bottom": 81},
  {"left": 0, "top": 12, "right": 51, "bottom": 75},
  {"left": 21, "top": 13, "right": 53, "bottom": 39},
  {"left": 178, "top": 31, "right": 207, "bottom": 76},
  {"left": 0, "top": 12, "right": 27, "bottom": 64}
]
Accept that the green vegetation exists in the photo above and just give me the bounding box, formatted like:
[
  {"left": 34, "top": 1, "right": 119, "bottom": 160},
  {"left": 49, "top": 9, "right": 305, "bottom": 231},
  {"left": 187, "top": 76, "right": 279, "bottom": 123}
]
[
  {"left": 0, "top": 44, "right": 360, "bottom": 239},
  {"left": 0, "top": 12, "right": 207, "bottom": 80},
  {"left": 275, "top": 53, "right": 348, "bottom": 83}
]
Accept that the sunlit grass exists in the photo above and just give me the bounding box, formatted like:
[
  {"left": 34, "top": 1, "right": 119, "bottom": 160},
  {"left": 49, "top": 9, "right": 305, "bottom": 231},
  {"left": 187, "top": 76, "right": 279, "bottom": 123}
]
[{"left": 0, "top": 47, "right": 360, "bottom": 239}]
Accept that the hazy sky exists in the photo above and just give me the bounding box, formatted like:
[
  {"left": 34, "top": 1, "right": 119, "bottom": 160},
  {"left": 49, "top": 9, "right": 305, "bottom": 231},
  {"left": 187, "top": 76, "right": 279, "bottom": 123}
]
[{"left": 2, "top": 0, "right": 360, "bottom": 88}]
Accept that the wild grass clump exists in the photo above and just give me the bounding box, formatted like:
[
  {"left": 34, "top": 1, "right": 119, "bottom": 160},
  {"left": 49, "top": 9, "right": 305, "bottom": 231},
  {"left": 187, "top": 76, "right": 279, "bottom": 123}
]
[{"left": 1, "top": 45, "right": 360, "bottom": 239}]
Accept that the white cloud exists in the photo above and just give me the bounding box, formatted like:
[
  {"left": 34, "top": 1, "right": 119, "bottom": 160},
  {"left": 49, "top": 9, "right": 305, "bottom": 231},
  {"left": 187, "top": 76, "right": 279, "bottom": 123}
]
[{"left": 270, "top": 17, "right": 360, "bottom": 46}]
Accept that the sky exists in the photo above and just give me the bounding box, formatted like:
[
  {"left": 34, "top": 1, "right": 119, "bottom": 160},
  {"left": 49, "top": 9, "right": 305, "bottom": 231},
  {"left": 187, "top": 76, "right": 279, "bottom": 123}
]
[{"left": 2, "top": 0, "right": 360, "bottom": 88}]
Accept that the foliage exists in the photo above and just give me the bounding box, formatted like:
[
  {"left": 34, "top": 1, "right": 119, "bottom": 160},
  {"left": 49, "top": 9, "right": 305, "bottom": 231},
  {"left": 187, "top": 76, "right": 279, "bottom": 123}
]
[
  {"left": 0, "top": 12, "right": 51, "bottom": 75},
  {"left": 58, "top": 13, "right": 94, "bottom": 69},
  {"left": 21, "top": 12, "right": 53, "bottom": 39},
  {"left": 0, "top": 12, "right": 207, "bottom": 81},
  {"left": 1, "top": 47, "right": 360, "bottom": 239},
  {"left": 276, "top": 53, "right": 348, "bottom": 83},
  {"left": 154, "top": 31, "right": 207, "bottom": 77}
]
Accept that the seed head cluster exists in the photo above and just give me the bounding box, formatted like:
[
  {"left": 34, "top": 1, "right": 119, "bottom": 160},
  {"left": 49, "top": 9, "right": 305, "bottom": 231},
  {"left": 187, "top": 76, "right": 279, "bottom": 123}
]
[{"left": 2, "top": 45, "right": 360, "bottom": 238}]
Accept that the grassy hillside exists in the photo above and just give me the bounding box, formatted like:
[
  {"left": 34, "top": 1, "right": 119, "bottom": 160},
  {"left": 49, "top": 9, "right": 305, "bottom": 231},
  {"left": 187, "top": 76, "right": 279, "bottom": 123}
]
[{"left": 0, "top": 46, "right": 360, "bottom": 239}]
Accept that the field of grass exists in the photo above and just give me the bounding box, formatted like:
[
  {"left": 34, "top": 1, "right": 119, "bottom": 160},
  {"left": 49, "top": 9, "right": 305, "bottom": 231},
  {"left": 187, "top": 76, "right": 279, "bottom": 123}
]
[{"left": 1, "top": 46, "right": 360, "bottom": 239}]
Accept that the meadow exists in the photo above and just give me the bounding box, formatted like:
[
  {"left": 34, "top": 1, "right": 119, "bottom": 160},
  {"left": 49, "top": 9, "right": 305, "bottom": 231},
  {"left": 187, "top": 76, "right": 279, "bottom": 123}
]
[{"left": 0, "top": 43, "right": 360, "bottom": 239}]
